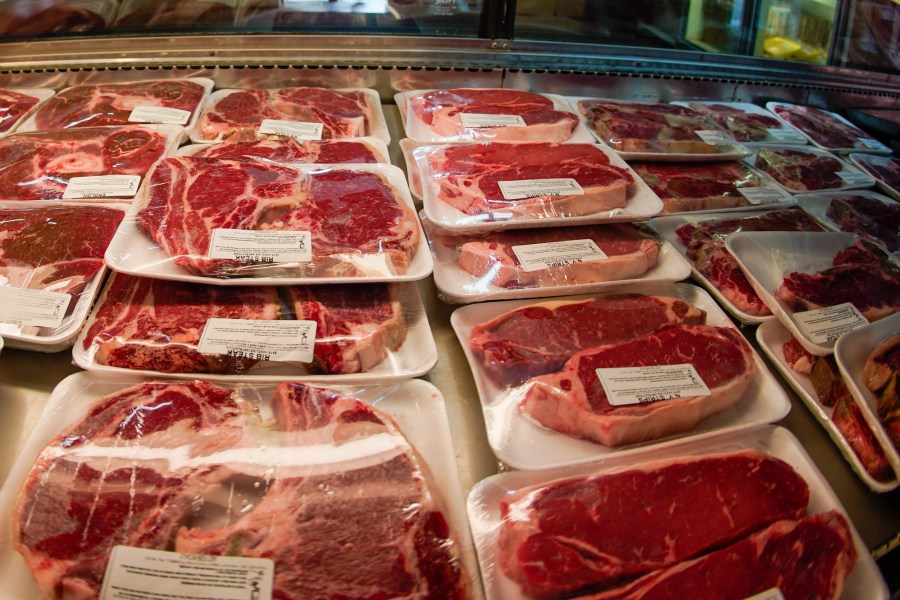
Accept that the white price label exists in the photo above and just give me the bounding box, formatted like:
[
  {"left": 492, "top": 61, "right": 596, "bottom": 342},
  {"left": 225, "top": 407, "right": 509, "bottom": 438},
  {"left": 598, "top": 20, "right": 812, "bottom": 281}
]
[
  {"left": 744, "top": 588, "right": 786, "bottom": 600},
  {"left": 738, "top": 186, "right": 791, "bottom": 205},
  {"left": 63, "top": 175, "right": 141, "bottom": 199},
  {"left": 259, "top": 119, "right": 323, "bottom": 140},
  {"left": 512, "top": 239, "right": 608, "bottom": 272},
  {"left": 794, "top": 302, "right": 869, "bottom": 345},
  {"left": 497, "top": 178, "right": 585, "bottom": 200},
  {"left": 859, "top": 137, "right": 887, "bottom": 150},
  {"left": 0, "top": 287, "right": 70, "bottom": 329},
  {"left": 837, "top": 170, "right": 872, "bottom": 186},
  {"left": 128, "top": 105, "right": 191, "bottom": 125},
  {"left": 101, "top": 546, "right": 274, "bottom": 600},
  {"left": 207, "top": 229, "right": 312, "bottom": 263},
  {"left": 459, "top": 113, "right": 527, "bottom": 128},
  {"left": 767, "top": 128, "right": 807, "bottom": 144},
  {"left": 198, "top": 318, "right": 317, "bottom": 363},
  {"left": 695, "top": 129, "right": 733, "bottom": 146},
  {"left": 596, "top": 364, "right": 711, "bottom": 407}
]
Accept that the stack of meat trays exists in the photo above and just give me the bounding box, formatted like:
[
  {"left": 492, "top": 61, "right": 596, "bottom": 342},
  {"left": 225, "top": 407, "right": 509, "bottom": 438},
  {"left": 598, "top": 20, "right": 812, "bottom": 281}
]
[
  {"left": 0, "top": 78, "right": 208, "bottom": 351},
  {"left": 396, "top": 88, "right": 690, "bottom": 303}
]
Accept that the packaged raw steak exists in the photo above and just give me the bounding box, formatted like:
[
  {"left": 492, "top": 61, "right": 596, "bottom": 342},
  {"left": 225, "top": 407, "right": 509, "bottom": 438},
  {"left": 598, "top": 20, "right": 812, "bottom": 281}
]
[
  {"left": 192, "top": 87, "right": 388, "bottom": 143},
  {"left": 128, "top": 158, "right": 420, "bottom": 279},
  {"left": 861, "top": 331, "right": 900, "bottom": 455},
  {"left": 768, "top": 102, "right": 891, "bottom": 153},
  {"left": 77, "top": 273, "right": 425, "bottom": 378},
  {"left": 823, "top": 193, "right": 900, "bottom": 253},
  {"left": 24, "top": 78, "right": 212, "bottom": 131},
  {"left": 8, "top": 376, "right": 472, "bottom": 599},
  {"left": 850, "top": 153, "right": 900, "bottom": 200},
  {"left": 0, "top": 89, "right": 52, "bottom": 138},
  {"left": 0, "top": 0, "right": 116, "bottom": 37},
  {"left": 0, "top": 125, "right": 182, "bottom": 200},
  {"left": 753, "top": 146, "right": 875, "bottom": 192},
  {"left": 400, "top": 88, "right": 582, "bottom": 143},
  {"left": 113, "top": 0, "right": 237, "bottom": 29},
  {"left": 178, "top": 136, "right": 390, "bottom": 164},
  {"left": 674, "top": 101, "right": 804, "bottom": 144}
]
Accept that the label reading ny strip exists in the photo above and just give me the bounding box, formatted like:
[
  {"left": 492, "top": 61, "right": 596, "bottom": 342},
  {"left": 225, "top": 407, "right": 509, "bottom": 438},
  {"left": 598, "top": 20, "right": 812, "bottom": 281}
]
[
  {"left": 497, "top": 178, "right": 585, "bottom": 200},
  {"left": 837, "top": 170, "right": 872, "bottom": 186},
  {"left": 738, "top": 186, "right": 791, "bottom": 205},
  {"left": 198, "top": 318, "right": 317, "bottom": 363},
  {"left": 511, "top": 239, "right": 608, "bottom": 272},
  {"left": 459, "top": 113, "right": 527, "bottom": 128},
  {"left": 794, "top": 302, "right": 869, "bottom": 344},
  {"left": 0, "top": 287, "right": 70, "bottom": 329},
  {"left": 207, "top": 229, "right": 313, "bottom": 263},
  {"left": 128, "top": 105, "right": 192, "bottom": 125},
  {"left": 596, "top": 364, "right": 711, "bottom": 407},
  {"left": 259, "top": 119, "right": 324, "bottom": 140},
  {"left": 63, "top": 175, "right": 141, "bottom": 199},
  {"left": 101, "top": 546, "right": 274, "bottom": 600}
]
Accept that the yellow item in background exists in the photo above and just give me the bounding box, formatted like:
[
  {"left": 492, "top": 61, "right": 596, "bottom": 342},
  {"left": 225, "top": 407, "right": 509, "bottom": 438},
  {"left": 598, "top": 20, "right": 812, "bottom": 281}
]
[{"left": 764, "top": 36, "right": 801, "bottom": 59}]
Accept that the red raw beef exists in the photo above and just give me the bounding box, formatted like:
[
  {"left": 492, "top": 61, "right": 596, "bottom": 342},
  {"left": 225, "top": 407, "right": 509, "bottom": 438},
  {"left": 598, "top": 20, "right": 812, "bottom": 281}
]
[
  {"left": 864, "top": 333, "right": 900, "bottom": 451},
  {"left": 832, "top": 394, "right": 894, "bottom": 482},
  {"left": 782, "top": 336, "right": 816, "bottom": 375},
  {"left": 826, "top": 194, "right": 900, "bottom": 252},
  {"left": 0, "top": 0, "right": 111, "bottom": 37},
  {"left": 0, "top": 89, "right": 39, "bottom": 133},
  {"left": 853, "top": 155, "right": 900, "bottom": 189},
  {"left": 498, "top": 450, "right": 810, "bottom": 599},
  {"left": 519, "top": 324, "right": 756, "bottom": 446},
  {"left": 468, "top": 294, "right": 706, "bottom": 388},
  {"left": 423, "top": 142, "right": 633, "bottom": 218},
  {"left": 687, "top": 103, "right": 781, "bottom": 142},
  {"left": 31, "top": 80, "right": 205, "bottom": 130},
  {"left": 187, "top": 138, "right": 384, "bottom": 163},
  {"left": 82, "top": 273, "right": 282, "bottom": 374},
  {"left": 630, "top": 161, "right": 761, "bottom": 213},
  {"left": 772, "top": 103, "right": 879, "bottom": 149},
  {"left": 0, "top": 126, "right": 171, "bottom": 200},
  {"left": 197, "top": 88, "right": 373, "bottom": 141},
  {"left": 755, "top": 147, "right": 845, "bottom": 191},
  {"left": 589, "top": 511, "right": 856, "bottom": 600},
  {"left": 113, "top": 0, "right": 236, "bottom": 29},
  {"left": 137, "top": 157, "right": 418, "bottom": 278},
  {"left": 408, "top": 88, "right": 578, "bottom": 142}
]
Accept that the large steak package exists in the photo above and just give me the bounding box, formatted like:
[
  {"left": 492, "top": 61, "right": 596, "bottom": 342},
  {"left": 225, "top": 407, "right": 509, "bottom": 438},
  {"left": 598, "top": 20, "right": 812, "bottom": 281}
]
[{"left": 6, "top": 377, "right": 472, "bottom": 599}]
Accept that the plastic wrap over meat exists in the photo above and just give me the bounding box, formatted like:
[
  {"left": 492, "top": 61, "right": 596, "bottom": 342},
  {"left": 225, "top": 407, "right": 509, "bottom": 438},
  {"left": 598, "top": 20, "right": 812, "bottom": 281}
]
[
  {"left": 79, "top": 273, "right": 420, "bottom": 377},
  {"left": 770, "top": 103, "right": 889, "bottom": 152},
  {"left": 0, "top": 0, "right": 116, "bottom": 36},
  {"left": 12, "top": 378, "right": 471, "bottom": 600},
  {"left": 0, "top": 89, "right": 42, "bottom": 135},
  {"left": 132, "top": 158, "right": 420, "bottom": 279},
  {"left": 0, "top": 125, "right": 181, "bottom": 200},
  {"left": 631, "top": 161, "right": 764, "bottom": 213},
  {"left": 401, "top": 88, "right": 580, "bottom": 143},
  {"left": 754, "top": 147, "right": 866, "bottom": 192},
  {"left": 193, "top": 88, "right": 386, "bottom": 143},
  {"left": 179, "top": 136, "right": 389, "bottom": 164},
  {"left": 850, "top": 154, "right": 900, "bottom": 198},
  {"left": 113, "top": 0, "right": 237, "bottom": 29},
  {"left": 682, "top": 102, "right": 783, "bottom": 143},
  {"left": 824, "top": 194, "right": 900, "bottom": 253},
  {"left": 27, "top": 79, "right": 210, "bottom": 130}
]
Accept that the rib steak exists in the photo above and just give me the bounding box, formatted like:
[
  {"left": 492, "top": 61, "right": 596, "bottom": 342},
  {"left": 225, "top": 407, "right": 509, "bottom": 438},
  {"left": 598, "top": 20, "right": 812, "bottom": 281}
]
[
  {"left": 137, "top": 157, "right": 419, "bottom": 278},
  {"left": 185, "top": 138, "right": 385, "bottom": 163},
  {"left": 629, "top": 161, "right": 761, "bottom": 213},
  {"left": 0, "top": 88, "right": 39, "bottom": 133},
  {"left": 755, "top": 147, "right": 845, "bottom": 191}
]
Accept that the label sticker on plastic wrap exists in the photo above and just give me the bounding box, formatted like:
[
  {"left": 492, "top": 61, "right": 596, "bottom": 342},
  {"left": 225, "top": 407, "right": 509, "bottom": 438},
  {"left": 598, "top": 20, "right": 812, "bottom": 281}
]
[
  {"left": 794, "top": 302, "right": 869, "bottom": 344},
  {"left": 208, "top": 229, "right": 313, "bottom": 263},
  {"left": 459, "top": 113, "right": 527, "bottom": 128},
  {"left": 837, "top": 170, "right": 872, "bottom": 186},
  {"left": 128, "top": 106, "right": 192, "bottom": 125},
  {"left": 512, "top": 239, "right": 608, "bottom": 272},
  {"left": 859, "top": 137, "right": 888, "bottom": 150},
  {"left": 695, "top": 130, "right": 733, "bottom": 146},
  {"left": 63, "top": 175, "right": 141, "bottom": 199},
  {"left": 101, "top": 546, "right": 274, "bottom": 600},
  {"left": 198, "top": 318, "right": 317, "bottom": 363},
  {"left": 738, "top": 186, "right": 791, "bottom": 205},
  {"left": 596, "top": 364, "right": 711, "bottom": 407},
  {"left": 767, "top": 128, "right": 807, "bottom": 144},
  {"left": 498, "top": 178, "right": 585, "bottom": 200},
  {"left": 259, "top": 119, "right": 323, "bottom": 140},
  {"left": 743, "top": 588, "right": 785, "bottom": 600},
  {"left": 0, "top": 287, "right": 69, "bottom": 329}
]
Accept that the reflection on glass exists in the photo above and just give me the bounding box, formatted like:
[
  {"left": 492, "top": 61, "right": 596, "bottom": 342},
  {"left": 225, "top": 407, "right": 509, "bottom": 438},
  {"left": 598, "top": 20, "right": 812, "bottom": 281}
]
[
  {"left": 834, "top": 0, "right": 900, "bottom": 72},
  {"left": 753, "top": 0, "right": 835, "bottom": 64},
  {"left": 684, "top": 0, "right": 749, "bottom": 54}
]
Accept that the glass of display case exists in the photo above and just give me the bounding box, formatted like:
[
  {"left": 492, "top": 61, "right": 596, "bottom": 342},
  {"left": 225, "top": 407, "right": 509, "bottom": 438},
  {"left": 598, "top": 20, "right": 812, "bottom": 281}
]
[{"left": 752, "top": 0, "right": 836, "bottom": 64}]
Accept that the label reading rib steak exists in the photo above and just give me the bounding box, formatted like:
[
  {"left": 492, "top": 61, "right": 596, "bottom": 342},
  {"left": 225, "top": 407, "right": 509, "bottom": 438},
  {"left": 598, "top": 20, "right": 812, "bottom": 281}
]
[
  {"left": 258, "top": 119, "right": 324, "bottom": 140},
  {"left": 743, "top": 588, "right": 786, "bottom": 600},
  {"left": 695, "top": 130, "right": 732, "bottom": 146},
  {"left": 458, "top": 113, "right": 527, "bottom": 128},
  {"left": 198, "top": 318, "right": 317, "bottom": 362},
  {"left": 0, "top": 287, "right": 69, "bottom": 329},
  {"left": 128, "top": 106, "right": 192, "bottom": 125},
  {"left": 511, "top": 239, "right": 609, "bottom": 272},
  {"left": 207, "top": 229, "right": 313, "bottom": 263},
  {"left": 497, "top": 178, "right": 586, "bottom": 200},
  {"left": 63, "top": 175, "right": 142, "bottom": 199},
  {"left": 836, "top": 170, "right": 872, "bottom": 186},
  {"left": 595, "top": 363, "right": 712, "bottom": 406},
  {"left": 738, "top": 186, "right": 791, "bottom": 205},
  {"left": 100, "top": 546, "right": 274, "bottom": 600},
  {"left": 767, "top": 128, "right": 807, "bottom": 144},
  {"left": 794, "top": 302, "right": 869, "bottom": 344}
]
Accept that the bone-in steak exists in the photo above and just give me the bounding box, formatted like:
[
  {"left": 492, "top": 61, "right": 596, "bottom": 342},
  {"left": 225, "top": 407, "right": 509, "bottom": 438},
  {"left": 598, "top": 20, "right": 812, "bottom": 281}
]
[
  {"left": 755, "top": 147, "right": 845, "bottom": 191},
  {"left": 137, "top": 157, "right": 418, "bottom": 278},
  {"left": 0, "top": 88, "right": 39, "bottom": 133},
  {"left": 31, "top": 80, "right": 205, "bottom": 130},
  {"left": 468, "top": 294, "right": 706, "bottom": 388},
  {"left": 186, "top": 138, "right": 384, "bottom": 163},
  {"left": 196, "top": 87, "right": 373, "bottom": 141},
  {"left": 519, "top": 324, "right": 756, "bottom": 446},
  {"left": 423, "top": 142, "right": 633, "bottom": 218},
  {"left": 497, "top": 450, "right": 810, "bottom": 599},
  {"left": 630, "top": 161, "right": 761, "bottom": 213},
  {"left": 0, "top": 126, "right": 172, "bottom": 200}
]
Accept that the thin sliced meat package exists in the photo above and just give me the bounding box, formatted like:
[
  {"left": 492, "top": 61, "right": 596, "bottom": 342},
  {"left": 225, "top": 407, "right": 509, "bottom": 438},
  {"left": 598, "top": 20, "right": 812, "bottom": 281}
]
[
  {"left": 630, "top": 161, "right": 762, "bottom": 214},
  {"left": 404, "top": 88, "right": 579, "bottom": 142},
  {"left": 195, "top": 87, "right": 378, "bottom": 142},
  {"left": 419, "top": 142, "right": 634, "bottom": 219},
  {"left": 13, "top": 380, "right": 470, "bottom": 599},
  {"left": 518, "top": 324, "right": 756, "bottom": 446},
  {"left": 136, "top": 157, "right": 419, "bottom": 278},
  {"left": 0, "top": 125, "right": 180, "bottom": 200},
  {"left": 182, "top": 137, "right": 387, "bottom": 163},
  {"left": 497, "top": 449, "right": 810, "bottom": 599}
]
